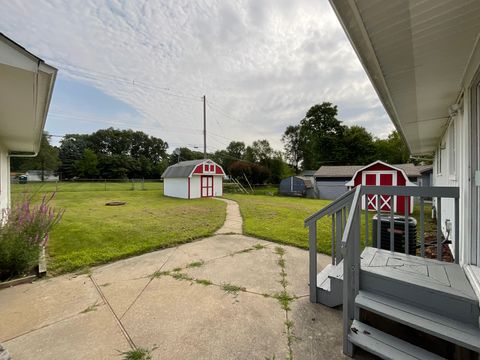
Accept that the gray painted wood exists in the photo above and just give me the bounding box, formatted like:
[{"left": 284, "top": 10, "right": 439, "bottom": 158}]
[
  {"left": 309, "top": 222, "right": 317, "bottom": 303},
  {"left": 348, "top": 320, "right": 444, "bottom": 360},
  {"left": 437, "top": 197, "right": 442, "bottom": 261},
  {"left": 420, "top": 198, "right": 425, "bottom": 257},
  {"left": 355, "top": 291, "right": 480, "bottom": 352}
]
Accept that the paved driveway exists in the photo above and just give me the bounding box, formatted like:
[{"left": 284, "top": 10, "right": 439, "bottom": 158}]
[{"left": 0, "top": 199, "right": 359, "bottom": 360}]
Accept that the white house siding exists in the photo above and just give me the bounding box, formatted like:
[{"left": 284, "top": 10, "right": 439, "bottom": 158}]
[
  {"left": 432, "top": 87, "right": 473, "bottom": 265},
  {"left": 0, "top": 144, "right": 10, "bottom": 219},
  {"left": 164, "top": 178, "right": 189, "bottom": 199},
  {"left": 190, "top": 176, "right": 201, "bottom": 199},
  {"left": 213, "top": 176, "right": 223, "bottom": 197}
]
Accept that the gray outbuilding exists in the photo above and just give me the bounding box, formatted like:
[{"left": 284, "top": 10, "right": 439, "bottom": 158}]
[{"left": 279, "top": 176, "right": 317, "bottom": 198}]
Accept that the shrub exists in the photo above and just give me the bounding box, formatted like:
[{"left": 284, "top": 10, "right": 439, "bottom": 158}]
[{"left": 0, "top": 193, "right": 63, "bottom": 281}]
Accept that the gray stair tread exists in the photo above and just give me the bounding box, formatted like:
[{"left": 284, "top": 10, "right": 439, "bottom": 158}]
[
  {"left": 356, "top": 291, "right": 480, "bottom": 352},
  {"left": 317, "top": 264, "right": 333, "bottom": 291},
  {"left": 364, "top": 266, "right": 477, "bottom": 302},
  {"left": 349, "top": 320, "right": 445, "bottom": 360},
  {"left": 362, "top": 248, "right": 477, "bottom": 300}
]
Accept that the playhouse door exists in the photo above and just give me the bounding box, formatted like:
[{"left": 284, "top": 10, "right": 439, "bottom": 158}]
[
  {"left": 378, "top": 173, "right": 394, "bottom": 212},
  {"left": 363, "top": 171, "right": 395, "bottom": 212},
  {"left": 201, "top": 176, "right": 213, "bottom": 197}
]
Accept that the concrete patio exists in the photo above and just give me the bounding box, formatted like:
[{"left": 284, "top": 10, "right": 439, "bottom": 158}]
[{"left": 0, "top": 199, "right": 363, "bottom": 359}]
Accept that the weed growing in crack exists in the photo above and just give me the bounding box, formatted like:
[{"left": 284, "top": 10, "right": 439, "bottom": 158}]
[
  {"left": 279, "top": 277, "right": 288, "bottom": 288},
  {"left": 172, "top": 267, "right": 182, "bottom": 272},
  {"left": 274, "top": 291, "right": 295, "bottom": 311},
  {"left": 274, "top": 246, "right": 285, "bottom": 256},
  {"left": 187, "top": 260, "right": 204, "bottom": 268},
  {"left": 195, "top": 279, "right": 212, "bottom": 286},
  {"left": 221, "top": 283, "right": 246, "bottom": 295},
  {"left": 253, "top": 243, "right": 265, "bottom": 250},
  {"left": 119, "top": 347, "right": 153, "bottom": 360},
  {"left": 285, "top": 319, "right": 295, "bottom": 360},
  {"left": 151, "top": 270, "right": 170, "bottom": 278},
  {"left": 171, "top": 272, "right": 193, "bottom": 281},
  {"left": 81, "top": 302, "right": 99, "bottom": 313}
]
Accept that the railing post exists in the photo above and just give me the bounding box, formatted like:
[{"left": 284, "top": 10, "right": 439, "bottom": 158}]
[
  {"left": 343, "top": 239, "right": 354, "bottom": 356},
  {"left": 331, "top": 214, "right": 335, "bottom": 265},
  {"left": 335, "top": 210, "right": 342, "bottom": 264},
  {"left": 437, "top": 197, "right": 442, "bottom": 261},
  {"left": 376, "top": 194, "right": 381, "bottom": 248},
  {"left": 390, "top": 196, "right": 395, "bottom": 253},
  {"left": 454, "top": 197, "right": 460, "bottom": 264},
  {"left": 420, "top": 197, "right": 425, "bottom": 257},
  {"left": 405, "top": 196, "right": 409, "bottom": 255},
  {"left": 364, "top": 193, "right": 369, "bottom": 247},
  {"left": 309, "top": 222, "right": 318, "bottom": 303}
]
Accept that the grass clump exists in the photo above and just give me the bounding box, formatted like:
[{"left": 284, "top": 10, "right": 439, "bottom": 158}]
[
  {"left": 253, "top": 243, "right": 265, "bottom": 250},
  {"left": 187, "top": 260, "right": 204, "bottom": 268},
  {"left": 172, "top": 267, "right": 182, "bottom": 272},
  {"left": 120, "top": 347, "right": 152, "bottom": 360},
  {"left": 171, "top": 272, "right": 193, "bottom": 281},
  {"left": 274, "top": 291, "right": 295, "bottom": 311},
  {"left": 195, "top": 279, "right": 212, "bottom": 286},
  {"left": 81, "top": 302, "right": 99, "bottom": 313},
  {"left": 221, "top": 283, "right": 246, "bottom": 295},
  {"left": 151, "top": 270, "right": 170, "bottom": 278}
]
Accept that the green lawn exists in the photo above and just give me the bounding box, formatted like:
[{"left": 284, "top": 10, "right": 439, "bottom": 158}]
[
  {"left": 225, "top": 194, "right": 434, "bottom": 256},
  {"left": 13, "top": 189, "right": 225, "bottom": 274},
  {"left": 225, "top": 194, "right": 335, "bottom": 253}
]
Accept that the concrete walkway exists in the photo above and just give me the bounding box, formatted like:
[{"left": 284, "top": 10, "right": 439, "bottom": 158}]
[
  {"left": 0, "top": 199, "right": 366, "bottom": 360},
  {"left": 214, "top": 198, "right": 243, "bottom": 235}
]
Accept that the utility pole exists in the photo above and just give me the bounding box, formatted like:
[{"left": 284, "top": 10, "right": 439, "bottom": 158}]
[{"left": 203, "top": 95, "right": 207, "bottom": 159}]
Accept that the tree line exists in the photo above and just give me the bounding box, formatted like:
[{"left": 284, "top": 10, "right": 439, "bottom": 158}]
[
  {"left": 281, "top": 102, "right": 410, "bottom": 171},
  {"left": 11, "top": 102, "right": 415, "bottom": 184}
]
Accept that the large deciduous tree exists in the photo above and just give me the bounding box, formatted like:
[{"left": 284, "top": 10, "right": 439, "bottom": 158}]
[
  {"left": 281, "top": 125, "right": 302, "bottom": 172},
  {"left": 299, "top": 102, "right": 346, "bottom": 169}
]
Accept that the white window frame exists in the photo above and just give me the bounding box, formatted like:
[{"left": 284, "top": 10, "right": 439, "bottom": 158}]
[
  {"left": 449, "top": 120, "right": 456, "bottom": 178},
  {"left": 436, "top": 145, "right": 442, "bottom": 175}
]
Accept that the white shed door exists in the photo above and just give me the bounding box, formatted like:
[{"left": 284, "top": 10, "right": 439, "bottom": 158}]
[{"left": 201, "top": 176, "right": 213, "bottom": 197}]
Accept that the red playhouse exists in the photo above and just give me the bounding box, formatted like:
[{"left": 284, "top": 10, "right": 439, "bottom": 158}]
[{"left": 345, "top": 160, "right": 417, "bottom": 214}]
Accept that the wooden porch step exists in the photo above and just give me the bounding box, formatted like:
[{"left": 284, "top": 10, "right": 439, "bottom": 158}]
[
  {"left": 348, "top": 320, "right": 445, "bottom": 360},
  {"left": 355, "top": 291, "right": 480, "bottom": 353},
  {"left": 317, "top": 264, "right": 333, "bottom": 291},
  {"left": 315, "top": 263, "right": 343, "bottom": 307}
]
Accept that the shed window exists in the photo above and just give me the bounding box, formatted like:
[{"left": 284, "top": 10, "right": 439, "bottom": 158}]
[
  {"left": 449, "top": 121, "right": 455, "bottom": 176},
  {"left": 210, "top": 164, "right": 214, "bottom": 172}
]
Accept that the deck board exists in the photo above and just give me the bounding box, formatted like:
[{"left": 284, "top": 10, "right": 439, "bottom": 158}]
[{"left": 361, "top": 247, "right": 477, "bottom": 301}]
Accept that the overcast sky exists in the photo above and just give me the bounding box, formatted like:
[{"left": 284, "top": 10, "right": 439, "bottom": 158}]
[{"left": 1, "top": 0, "right": 393, "bottom": 152}]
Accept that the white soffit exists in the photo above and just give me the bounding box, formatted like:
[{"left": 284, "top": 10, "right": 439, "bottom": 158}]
[
  {"left": 330, "top": 0, "right": 480, "bottom": 154},
  {"left": 0, "top": 34, "right": 57, "bottom": 153}
]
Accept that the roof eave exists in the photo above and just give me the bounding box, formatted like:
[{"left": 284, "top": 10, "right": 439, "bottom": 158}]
[{"left": 329, "top": 0, "right": 411, "bottom": 153}]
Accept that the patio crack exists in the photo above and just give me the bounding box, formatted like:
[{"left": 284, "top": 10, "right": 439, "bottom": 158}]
[
  {"left": 273, "top": 246, "right": 296, "bottom": 360},
  {"left": 120, "top": 246, "right": 178, "bottom": 320},
  {"left": 89, "top": 275, "right": 136, "bottom": 350}
]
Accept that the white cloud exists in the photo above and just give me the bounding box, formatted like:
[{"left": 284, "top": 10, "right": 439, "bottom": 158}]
[{"left": 0, "top": 0, "right": 392, "bottom": 151}]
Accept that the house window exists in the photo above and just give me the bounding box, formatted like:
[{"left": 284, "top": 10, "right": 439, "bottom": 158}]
[{"left": 449, "top": 121, "right": 456, "bottom": 176}]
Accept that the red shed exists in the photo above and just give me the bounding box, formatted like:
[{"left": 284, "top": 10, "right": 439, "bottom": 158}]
[{"left": 345, "top": 160, "right": 416, "bottom": 214}]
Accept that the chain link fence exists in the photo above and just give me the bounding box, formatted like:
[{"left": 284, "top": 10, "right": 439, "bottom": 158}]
[{"left": 11, "top": 179, "right": 164, "bottom": 193}]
